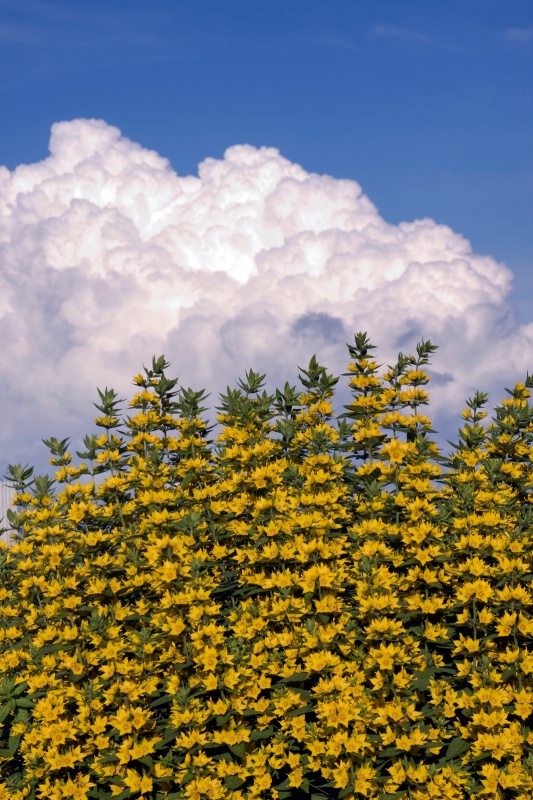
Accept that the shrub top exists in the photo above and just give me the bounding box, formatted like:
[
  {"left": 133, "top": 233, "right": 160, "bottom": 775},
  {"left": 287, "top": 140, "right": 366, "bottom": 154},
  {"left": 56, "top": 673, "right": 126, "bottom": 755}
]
[{"left": 1, "top": 335, "right": 533, "bottom": 800}]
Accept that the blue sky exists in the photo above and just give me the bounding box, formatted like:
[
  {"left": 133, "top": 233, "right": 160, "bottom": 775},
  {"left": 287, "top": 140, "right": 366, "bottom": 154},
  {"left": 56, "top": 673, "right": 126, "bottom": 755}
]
[
  {"left": 2, "top": 0, "right": 531, "bottom": 306},
  {"left": 0, "top": 0, "right": 532, "bottom": 471}
]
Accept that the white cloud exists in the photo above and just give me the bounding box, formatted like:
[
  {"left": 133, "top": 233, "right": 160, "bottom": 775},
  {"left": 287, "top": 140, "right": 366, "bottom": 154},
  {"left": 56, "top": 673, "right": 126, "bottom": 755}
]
[
  {"left": 0, "top": 118, "right": 531, "bottom": 469},
  {"left": 501, "top": 26, "right": 533, "bottom": 44}
]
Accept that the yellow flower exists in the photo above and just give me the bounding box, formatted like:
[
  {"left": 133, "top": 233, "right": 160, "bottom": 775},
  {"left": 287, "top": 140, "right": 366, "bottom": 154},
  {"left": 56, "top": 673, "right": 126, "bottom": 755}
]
[
  {"left": 407, "top": 763, "right": 429, "bottom": 784},
  {"left": 452, "top": 634, "right": 481, "bottom": 655},
  {"left": 520, "top": 651, "right": 533, "bottom": 674},
  {"left": 159, "top": 560, "right": 178, "bottom": 582},
  {"left": 194, "top": 645, "right": 219, "bottom": 672},
  {"left": 373, "top": 642, "right": 398, "bottom": 670},
  {"left": 354, "top": 763, "right": 376, "bottom": 794},
  {"left": 497, "top": 584, "right": 531, "bottom": 604},
  {"left": 478, "top": 607, "right": 494, "bottom": 625},
  {"left": 382, "top": 439, "right": 410, "bottom": 463},
  {"left": 288, "top": 767, "right": 304, "bottom": 788},
  {"left": 331, "top": 760, "right": 350, "bottom": 789},
  {"left": 304, "top": 651, "right": 341, "bottom": 672},
  {"left": 424, "top": 622, "right": 448, "bottom": 641},
  {"left": 385, "top": 760, "right": 406, "bottom": 792},
  {"left": 513, "top": 689, "right": 533, "bottom": 720},
  {"left": 123, "top": 769, "right": 153, "bottom": 795},
  {"left": 115, "top": 737, "right": 135, "bottom": 765},
  {"left": 109, "top": 706, "right": 133, "bottom": 735},
  {"left": 496, "top": 610, "right": 517, "bottom": 636},
  {"left": 471, "top": 708, "right": 509, "bottom": 728},
  {"left": 58, "top": 775, "right": 94, "bottom": 800},
  {"left": 251, "top": 773, "right": 272, "bottom": 792},
  {"left": 518, "top": 613, "right": 533, "bottom": 636},
  {"left": 45, "top": 746, "right": 84, "bottom": 770},
  {"left": 395, "top": 727, "right": 427, "bottom": 751}
]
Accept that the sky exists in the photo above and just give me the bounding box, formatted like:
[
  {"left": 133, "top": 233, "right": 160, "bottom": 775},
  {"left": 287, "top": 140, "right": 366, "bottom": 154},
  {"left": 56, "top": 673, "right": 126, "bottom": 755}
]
[{"left": 0, "top": 0, "right": 532, "bottom": 475}]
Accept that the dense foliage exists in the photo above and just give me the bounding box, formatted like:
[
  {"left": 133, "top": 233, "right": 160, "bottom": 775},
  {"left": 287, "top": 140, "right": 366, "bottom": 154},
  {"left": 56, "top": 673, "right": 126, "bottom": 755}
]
[{"left": 1, "top": 334, "right": 533, "bottom": 800}]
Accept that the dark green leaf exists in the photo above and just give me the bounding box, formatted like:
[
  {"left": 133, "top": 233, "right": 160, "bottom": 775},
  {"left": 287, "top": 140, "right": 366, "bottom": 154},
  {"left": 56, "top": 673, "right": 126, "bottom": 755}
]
[
  {"left": 181, "top": 473, "right": 195, "bottom": 489},
  {"left": 421, "top": 704, "right": 441, "bottom": 718},
  {"left": 229, "top": 742, "right": 246, "bottom": 758},
  {"left": 445, "top": 736, "right": 470, "bottom": 760},
  {"left": 380, "top": 794, "right": 410, "bottom": 800},
  {"left": 410, "top": 667, "right": 437, "bottom": 690},
  {"left": 224, "top": 776, "right": 246, "bottom": 789},
  {"left": 15, "top": 698, "right": 34, "bottom": 708},
  {"left": 154, "top": 728, "right": 179, "bottom": 749},
  {"left": 285, "top": 704, "right": 313, "bottom": 717},
  {"left": 381, "top": 746, "right": 401, "bottom": 757},
  {"left": 0, "top": 701, "right": 15, "bottom": 723},
  {"left": 250, "top": 726, "right": 275, "bottom": 740},
  {"left": 279, "top": 672, "right": 309, "bottom": 683},
  {"left": 149, "top": 695, "right": 173, "bottom": 709}
]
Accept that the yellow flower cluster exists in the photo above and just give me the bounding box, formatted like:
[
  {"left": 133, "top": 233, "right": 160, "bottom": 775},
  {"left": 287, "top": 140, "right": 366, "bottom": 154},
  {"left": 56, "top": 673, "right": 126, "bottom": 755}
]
[{"left": 0, "top": 341, "right": 532, "bottom": 800}]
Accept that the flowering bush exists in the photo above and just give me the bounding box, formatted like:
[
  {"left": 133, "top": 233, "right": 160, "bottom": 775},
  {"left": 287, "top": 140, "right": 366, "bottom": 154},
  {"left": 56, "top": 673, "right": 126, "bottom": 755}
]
[{"left": 1, "top": 334, "right": 533, "bottom": 800}]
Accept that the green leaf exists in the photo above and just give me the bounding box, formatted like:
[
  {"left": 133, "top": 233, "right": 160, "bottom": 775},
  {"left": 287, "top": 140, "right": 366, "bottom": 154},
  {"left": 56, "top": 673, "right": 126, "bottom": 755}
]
[
  {"left": 224, "top": 776, "right": 246, "bottom": 789},
  {"left": 421, "top": 704, "right": 440, "bottom": 718},
  {"left": 0, "top": 701, "right": 15, "bottom": 723},
  {"left": 339, "top": 785, "right": 353, "bottom": 799},
  {"left": 15, "top": 698, "right": 34, "bottom": 709},
  {"left": 249, "top": 726, "right": 275, "bottom": 740},
  {"left": 99, "top": 754, "right": 119, "bottom": 763},
  {"left": 279, "top": 672, "right": 309, "bottom": 683},
  {"left": 229, "top": 742, "right": 246, "bottom": 758},
  {"left": 181, "top": 473, "right": 195, "bottom": 489},
  {"left": 149, "top": 695, "right": 173, "bottom": 709},
  {"left": 285, "top": 704, "right": 313, "bottom": 717},
  {"left": 38, "top": 643, "right": 68, "bottom": 655},
  {"left": 445, "top": 736, "right": 470, "bottom": 760},
  {"left": 8, "top": 734, "right": 21, "bottom": 756},
  {"left": 154, "top": 728, "right": 179, "bottom": 749},
  {"left": 410, "top": 667, "right": 437, "bottom": 690},
  {"left": 110, "top": 791, "right": 133, "bottom": 800},
  {"left": 381, "top": 746, "right": 401, "bottom": 757}
]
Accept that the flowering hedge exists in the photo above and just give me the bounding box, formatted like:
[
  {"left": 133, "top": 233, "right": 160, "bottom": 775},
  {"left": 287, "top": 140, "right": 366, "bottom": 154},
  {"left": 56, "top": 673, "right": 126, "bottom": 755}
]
[{"left": 1, "top": 333, "right": 533, "bottom": 800}]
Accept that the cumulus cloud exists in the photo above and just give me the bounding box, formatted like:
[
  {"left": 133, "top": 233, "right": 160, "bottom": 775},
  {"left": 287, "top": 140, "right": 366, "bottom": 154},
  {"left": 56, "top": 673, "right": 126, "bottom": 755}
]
[{"left": 0, "top": 118, "right": 531, "bottom": 469}]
